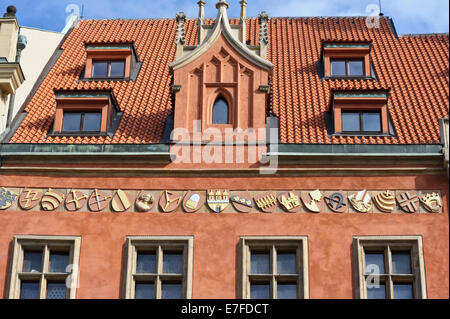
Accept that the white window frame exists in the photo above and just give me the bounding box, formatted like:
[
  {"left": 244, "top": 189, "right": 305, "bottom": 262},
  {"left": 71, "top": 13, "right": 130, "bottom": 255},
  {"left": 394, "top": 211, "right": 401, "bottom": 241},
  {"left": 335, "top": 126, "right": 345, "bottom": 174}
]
[
  {"left": 353, "top": 235, "right": 427, "bottom": 299},
  {"left": 7, "top": 235, "right": 81, "bottom": 299},
  {"left": 239, "top": 236, "right": 309, "bottom": 299},
  {"left": 123, "top": 236, "right": 194, "bottom": 299}
]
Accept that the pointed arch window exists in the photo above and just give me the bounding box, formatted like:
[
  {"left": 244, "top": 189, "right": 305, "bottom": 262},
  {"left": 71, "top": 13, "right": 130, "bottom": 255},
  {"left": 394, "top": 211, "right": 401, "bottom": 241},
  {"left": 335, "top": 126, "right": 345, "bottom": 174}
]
[{"left": 212, "top": 96, "right": 229, "bottom": 124}]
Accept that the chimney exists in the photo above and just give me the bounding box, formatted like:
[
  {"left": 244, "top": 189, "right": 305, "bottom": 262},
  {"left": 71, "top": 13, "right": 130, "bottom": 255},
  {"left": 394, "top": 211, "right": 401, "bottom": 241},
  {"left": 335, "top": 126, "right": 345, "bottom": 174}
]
[
  {"left": 175, "top": 12, "right": 187, "bottom": 59},
  {"left": 197, "top": 0, "right": 206, "bottom": 44},
  {"left": 239, "top": 0, "right": 247, "bottom": 44},
  {"left": 258, "top": 11, "right": 269, "bottom": 59},
  {"left": 0, "top": 6, "right": 20, "bottom": 62}
]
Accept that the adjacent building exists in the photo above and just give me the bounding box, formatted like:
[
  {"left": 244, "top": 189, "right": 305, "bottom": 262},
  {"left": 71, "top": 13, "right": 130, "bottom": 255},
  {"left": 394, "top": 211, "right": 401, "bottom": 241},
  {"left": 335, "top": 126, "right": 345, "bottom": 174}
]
[
  {"left": 0, "top": 0, "right": 448, "bottom": 299},
  {"left": 0, "top": 6, "right": 65, "bottom": 138}
]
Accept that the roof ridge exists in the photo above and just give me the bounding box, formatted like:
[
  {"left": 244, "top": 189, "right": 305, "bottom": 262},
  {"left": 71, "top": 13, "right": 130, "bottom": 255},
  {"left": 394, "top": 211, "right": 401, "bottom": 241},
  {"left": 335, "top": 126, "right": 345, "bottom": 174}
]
[
  {"left": 399, "top": 32, "right": 449, "bottom": 37},
  {"left": 79, "top": 16, "right": 389, "bottom": 22}
]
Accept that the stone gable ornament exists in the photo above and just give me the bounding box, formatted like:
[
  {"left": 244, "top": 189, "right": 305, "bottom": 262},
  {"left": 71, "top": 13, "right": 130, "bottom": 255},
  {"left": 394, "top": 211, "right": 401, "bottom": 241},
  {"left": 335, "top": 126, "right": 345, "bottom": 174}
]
[
  {"left": 0, "top": 187, "right": 18, "bottom": 210},
  {"left": 159, "top": 190, "right": 182, "bottom": 212},
  {"left": 41, "top": 189, "right": 65, "bottom": 211},
  {"left": 324, "top": 191, "right": 347, "bottom": 213},
  {"left": 349, "top": 190, "right": 372, "bottom": 213},
  {"left": 254, "top": 192, "right": 277, "bottom": 213},
  {"left": 301, "top": 190, "right": 323, "bottom": 213},
  {"left": 230, "top": 191, "right": 253, "bottom": 213},
  {"left": 207, "top": 190, "right": 230, "bottom": 213},
  {"left": 374, "top": 190, "right": 396, "bottom": 213},
  {"left": 420, "top": 192, "right": 442, "bottom": 213},
  {"left": 278, "top": 191, "right": 301, "bottom": 212},
  {"left": 18, "top": 189, "right": 43, "bottom": 210},
  {"left": 88, "top": 189, "right": 112, "bottom": 212},
  {"left": 65, "top": 190, "right": 89, "bottom": 211}
]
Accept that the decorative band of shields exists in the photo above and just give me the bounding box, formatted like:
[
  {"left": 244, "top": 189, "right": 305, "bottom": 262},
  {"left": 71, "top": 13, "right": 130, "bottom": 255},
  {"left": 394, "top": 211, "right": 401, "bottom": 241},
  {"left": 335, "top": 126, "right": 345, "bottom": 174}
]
[{"left": 0, "top": 187, "right": 443, "bottom": 214}]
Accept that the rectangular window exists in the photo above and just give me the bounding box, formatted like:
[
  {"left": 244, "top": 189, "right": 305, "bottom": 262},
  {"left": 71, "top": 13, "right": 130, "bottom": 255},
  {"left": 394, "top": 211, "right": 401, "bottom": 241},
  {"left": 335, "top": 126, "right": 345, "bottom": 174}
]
[
  {"left": 62, "top": 111, "right": 102, "bottom": 132},
  {"left": 331, "top": 59, "right": 364, "bottom": 77},
  {"left": 342, "top": 111, "right": 382, "bottom": 133},
  {"left": 240, "top": 237, "right": 309, "bottom": 299},
  {"left": 7, "top": 235, "right": 81, "bottom": 299},
  {"left": 123, "top": 236, "right": 193, "bottom": 299},
  {"left": 92, "top": 60, "right": 125, "bottom": 78},
  {"left": 353, "top": 236, "right": 427, "bottom": 299}
]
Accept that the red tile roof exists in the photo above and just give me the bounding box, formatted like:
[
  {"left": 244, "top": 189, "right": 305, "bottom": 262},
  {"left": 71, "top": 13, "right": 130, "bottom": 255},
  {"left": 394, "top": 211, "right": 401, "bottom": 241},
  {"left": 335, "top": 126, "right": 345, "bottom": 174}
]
[{"left": 9, "top": 17, "right": 449, "bottom": 144}]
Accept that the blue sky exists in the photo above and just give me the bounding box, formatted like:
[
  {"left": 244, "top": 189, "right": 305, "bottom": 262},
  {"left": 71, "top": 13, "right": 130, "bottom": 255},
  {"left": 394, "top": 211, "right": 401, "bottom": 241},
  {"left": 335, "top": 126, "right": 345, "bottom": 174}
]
[{"left": 4, "top": 0, "right": 449, "bottom": 35}]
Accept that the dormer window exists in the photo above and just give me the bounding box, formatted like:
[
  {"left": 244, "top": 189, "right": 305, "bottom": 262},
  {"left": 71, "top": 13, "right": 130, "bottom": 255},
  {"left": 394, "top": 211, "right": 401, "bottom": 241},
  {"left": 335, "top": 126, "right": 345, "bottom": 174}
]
[
  {"left": 62, "top": 111, "right": 103, "bottom": 132},
  {"left": 212, "top": 96, "right": 229, "bottom": 124},
  {"left": 331, "top": 59, "right": 364, "bottom": 77},
  {"left": 331, "top": 92, "right": 391, "bottom": 136},
  {"left": 92, "top": 60, "right": 125, "bottom": 78},
  {"left": 341, "top": 110, "right": 382, "bottom": 133},
  {"left": 83, "top": 44, "right": 140, "bottom": 81},
  {"left": 322, "top": 43, "right": 373, "bottom": 79},
  {"left": 51, "top": 91, "right": 122, "bottom": 137}
]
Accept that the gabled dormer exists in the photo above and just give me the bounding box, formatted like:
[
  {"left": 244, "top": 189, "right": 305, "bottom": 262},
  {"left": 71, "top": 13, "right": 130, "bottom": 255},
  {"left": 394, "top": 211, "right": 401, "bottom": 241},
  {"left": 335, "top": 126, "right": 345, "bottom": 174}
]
[{"left": 169, "top": 0, "right": 273, "bottom": 142}]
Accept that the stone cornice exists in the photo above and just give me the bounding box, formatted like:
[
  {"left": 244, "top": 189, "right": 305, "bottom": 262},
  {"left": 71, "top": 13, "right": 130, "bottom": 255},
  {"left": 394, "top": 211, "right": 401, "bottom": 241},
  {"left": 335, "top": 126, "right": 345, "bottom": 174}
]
[{"left": 0, "top": 63, "right": 25, "bottom": 95}]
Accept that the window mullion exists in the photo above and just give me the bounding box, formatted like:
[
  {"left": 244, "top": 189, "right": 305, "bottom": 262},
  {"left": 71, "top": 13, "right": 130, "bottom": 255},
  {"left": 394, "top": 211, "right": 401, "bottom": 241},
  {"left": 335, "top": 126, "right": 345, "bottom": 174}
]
[
  {"left": 80, "top": 113, "right": 85, "bottom": 131},
  {"left": 272, "top": 245, "right": 276, "bottom": 299},
  {"left": 40, "top": 245, "right": 50, "bottom": 299},
  {"left": 386, "top": 246, "right": 394, "bottom": 298},
  {"left": 156, "top": 246, "right": 163, "bottom": 299}
]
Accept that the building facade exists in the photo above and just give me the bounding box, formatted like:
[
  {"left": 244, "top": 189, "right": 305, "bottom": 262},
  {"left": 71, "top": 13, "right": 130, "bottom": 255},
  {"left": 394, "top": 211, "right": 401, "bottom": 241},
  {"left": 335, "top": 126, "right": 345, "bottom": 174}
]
[{"left": 0, "top": 0, "right": 448, "bottom": 299}]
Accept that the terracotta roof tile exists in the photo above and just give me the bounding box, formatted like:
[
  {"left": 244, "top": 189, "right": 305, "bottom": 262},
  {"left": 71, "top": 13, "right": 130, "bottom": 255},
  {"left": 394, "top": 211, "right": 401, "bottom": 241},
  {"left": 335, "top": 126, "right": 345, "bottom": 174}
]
[{"left": 9, "top": 17, "right": 449, "bottom": 145}]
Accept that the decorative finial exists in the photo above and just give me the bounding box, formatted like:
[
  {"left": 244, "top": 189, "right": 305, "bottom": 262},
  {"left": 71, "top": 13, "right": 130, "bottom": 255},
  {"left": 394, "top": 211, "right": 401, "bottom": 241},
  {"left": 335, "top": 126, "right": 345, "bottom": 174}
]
[
  {"left": 239, "top": 0, "right": 248, "bottom": 44},
  {"left": 240, "top": 0, "right": 248, "bottom": 17},
  {"left": 3, "top": 5, "right": 17, "bottom": 18},
  {"left": 216, "top": 0, "right": 229, "bottom": 10},
  {"left": 175, "top": 12, "right": 186, "bottom": 58},
  {"left": 258, "top": 11, "right": 269, "bottom": 59}
]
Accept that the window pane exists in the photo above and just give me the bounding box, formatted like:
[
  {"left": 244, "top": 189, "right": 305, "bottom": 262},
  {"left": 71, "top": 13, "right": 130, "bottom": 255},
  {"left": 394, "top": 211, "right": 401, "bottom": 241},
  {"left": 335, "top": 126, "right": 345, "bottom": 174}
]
[
  {"left": 135, "top": 283, "right": 155, "bottom": 299},
  {"left": 250, "top": 283, "right": 270, "bottom": 299},
  {"left": 277, "top": 253, "right": 297, "bottom": 274},
  {"left": 136, "top": 253, "right": 156, "bottom": 273},
  {"left": 92, "top": 61, "right": 108, "bottom": 77},
  {"left": 392, "top": 253, "right": 412, "bottom": 274},
  {"left": 365, "top": 253, "right": 385, "bottom": 274},
  {"left": 342, "top": 112, "right": 360, "bottom": 132},
  {"left": 46, "top": 282, "right": 67, "bottom": 299},
  {"left": 163, "top": 253, "right": 183, "bottom": 274},
  {"left": 83, "top": 112, "right": 102, "bottom": 132},
  {"left": 251, "top": 253, "right": 270, "bottom": 274},
  {"left": 367, "top": 283, "right": 386, "bottom": 299},
  {"left": 212, "top": 97, "right": 229, "bottom": 124},
  {"left": 20, "top": 282, "right": 40, "bottom": 299},
  {"left": 348, "top": 60, "right": 364, "bottom": 76},
  {"left": 362, "top": 112, "right": 381, "bottom": 132},
  {"left": 277, "top": 283, "right": 297, "bottom": 299},
  {"left": 393, "top": 283, "right": 414, "bottom": 299},
  {"left": 49, "top": 252, "right": 69, "bottom": 273},
  {"left": 110, "top": 61, "right": 125, "bottom": 77},
  {"left": 23, "top": 251, "right": 43, "bottom": 273},
  {"left": 63, "top": 113, "right": 82, "bottom": 132},
  {"left": 331, "top": 60, "right": 346, "bottom": 76},
  {"left": 162, "top": 283, "right": 182, "bottom": 299}
]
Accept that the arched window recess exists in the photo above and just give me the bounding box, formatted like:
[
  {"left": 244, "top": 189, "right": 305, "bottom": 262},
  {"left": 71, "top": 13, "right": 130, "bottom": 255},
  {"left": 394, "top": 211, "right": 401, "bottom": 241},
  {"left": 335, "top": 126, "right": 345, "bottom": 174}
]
[{"left": 212, "top": 95, "right": 229, "bottom": 125}]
